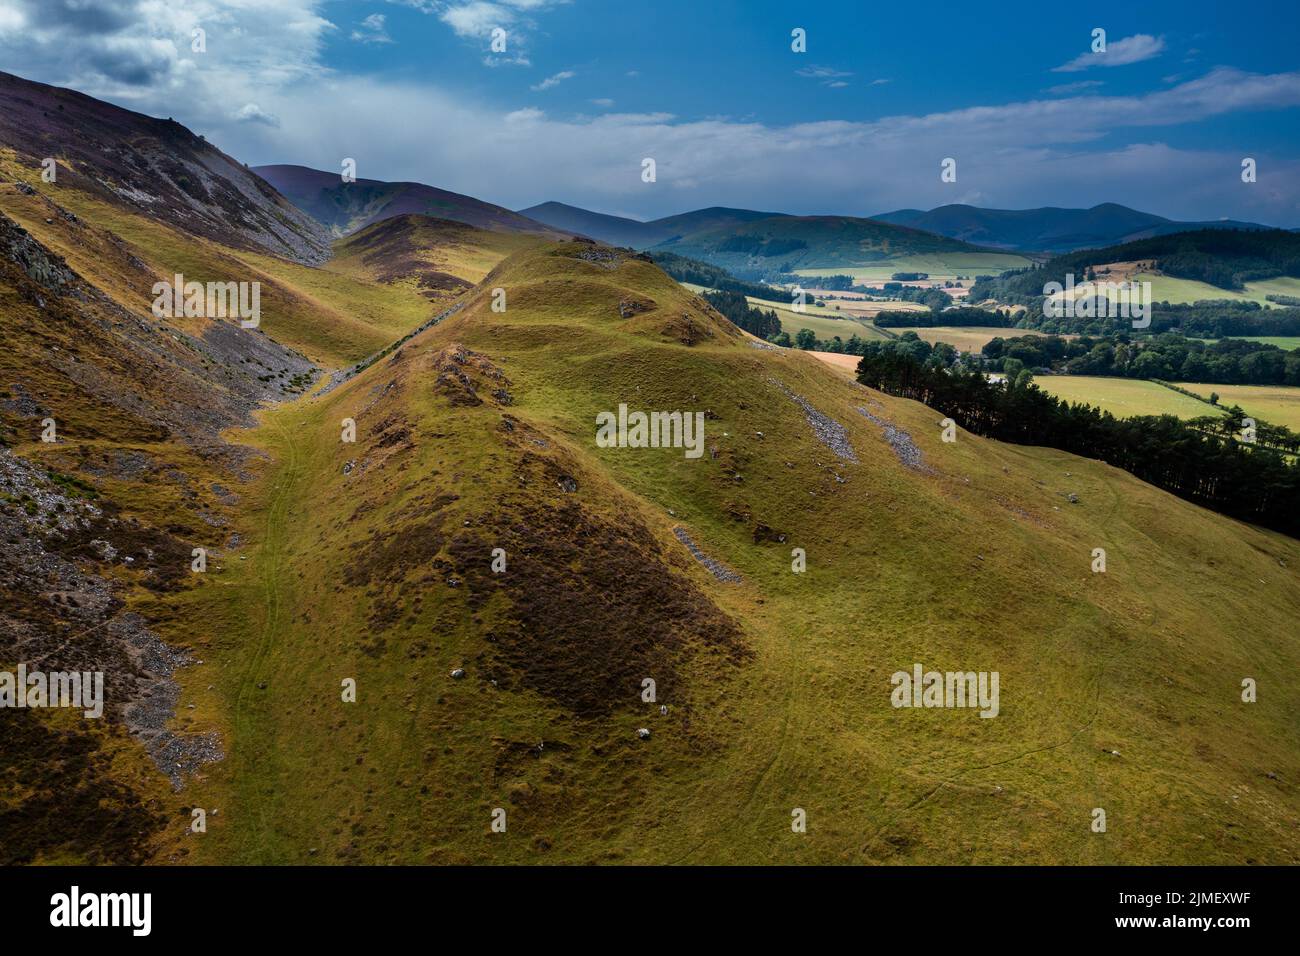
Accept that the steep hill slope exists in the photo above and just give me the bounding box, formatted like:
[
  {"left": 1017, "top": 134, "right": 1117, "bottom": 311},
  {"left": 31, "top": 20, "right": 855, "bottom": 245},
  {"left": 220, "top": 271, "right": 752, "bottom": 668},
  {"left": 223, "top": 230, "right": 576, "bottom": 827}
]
[
  {"left": 0, "top": 71, "right": 330, "bottom": 263},
  {"left": 875, "top": 203, "right": 1273, "bottom": 253},
  {"left": 257, "top": 164, "right": 566, "bottom": 240},
  {"left": 0, "top": 150, "right": 441, "bottom": 368},
  {"left": 0, "top": 197, "right": 321, "bottom": 863},
  {"left": 170, "top": 239, "right": 1300, "bottom": 865}
]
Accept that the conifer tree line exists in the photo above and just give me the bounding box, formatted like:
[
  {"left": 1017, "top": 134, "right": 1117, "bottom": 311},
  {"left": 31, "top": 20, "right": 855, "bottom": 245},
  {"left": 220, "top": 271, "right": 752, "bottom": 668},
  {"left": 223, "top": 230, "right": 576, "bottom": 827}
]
[{"left": 855, "top": 350, "right": 1300, "bottom": 537}]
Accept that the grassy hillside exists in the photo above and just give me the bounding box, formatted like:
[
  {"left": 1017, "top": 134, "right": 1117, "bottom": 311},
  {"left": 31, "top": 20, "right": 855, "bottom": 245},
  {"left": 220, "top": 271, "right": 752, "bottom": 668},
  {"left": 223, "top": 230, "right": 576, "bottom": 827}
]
[
  {"left": 0, "top": 151, "right": 439, "bottom": 368},
  {"left": 328, "top": 214, "right": 541, "bottom": 302},
  {"left": 1032, "top": 376, "right": 1227, "bottom": 421},
  {"left": 164, "top": 241, "right": 1300, "bottom": 865},
  {"left": 1173, "top": 383, "right": 1300, "bottom": 431},
  {"left": 1135, "top": 272, "right": 1300, "bottom": 307},
  {"left": 0, "top": 193, "right": 324, "bottom": 863}
]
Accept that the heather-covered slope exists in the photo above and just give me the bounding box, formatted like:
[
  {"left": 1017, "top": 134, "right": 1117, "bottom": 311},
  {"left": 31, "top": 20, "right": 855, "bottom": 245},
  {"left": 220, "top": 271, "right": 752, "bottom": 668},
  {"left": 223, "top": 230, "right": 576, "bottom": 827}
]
[
  {"left": 0, "top": 71, "right": 330, "bottom": 264},
  {"left": 257, "top": 164, "right": 567, "bottom": 240}
]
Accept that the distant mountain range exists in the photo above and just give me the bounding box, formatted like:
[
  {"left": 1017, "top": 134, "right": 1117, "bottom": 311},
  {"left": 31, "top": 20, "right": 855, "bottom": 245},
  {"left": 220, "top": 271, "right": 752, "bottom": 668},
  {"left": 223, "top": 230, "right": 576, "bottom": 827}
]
[
  {"left": 517, "top": 201, "right": 782, "bottom": 249},
  {"left": 522, "top": 198, "right": 1280, "bottom": 260},
  {"left": 871, "top": 203, "right": 1274, "bottom": 253},
  {"left": 519, "top": 201, "right": 998, "bottom": 272},
  {"left": 255, "top": 164, "right": 566, "bottom": 240}
]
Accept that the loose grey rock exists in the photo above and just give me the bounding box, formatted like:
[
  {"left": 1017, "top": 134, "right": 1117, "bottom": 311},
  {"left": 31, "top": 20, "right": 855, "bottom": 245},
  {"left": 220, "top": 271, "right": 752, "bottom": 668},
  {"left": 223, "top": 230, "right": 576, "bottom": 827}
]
[
  {"left": 770, "top": 379, "right": 857, "bottom": 462},
  {"left": 856, "top": 406, "right": 930, "bottom": 472},
  {"left": 672, "top": 526, "right": 742, "bottom": 583}
]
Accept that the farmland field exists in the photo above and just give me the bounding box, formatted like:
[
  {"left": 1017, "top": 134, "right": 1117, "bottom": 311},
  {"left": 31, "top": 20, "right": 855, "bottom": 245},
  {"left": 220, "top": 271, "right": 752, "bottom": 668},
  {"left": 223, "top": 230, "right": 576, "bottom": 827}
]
[
  {"left": 1135, "top": 272, "right": 1300, "bottom": 307},
  {"left": 1172, "top": 382, "right": 1300, "bottom": 431},
  {"left": 1201, "top": 336, "right": 1300, "bottom": 350},
  {"left": 678, "top": 282, "right": 893, "bottom": 341},
  {"left": 818, "top": 298, "right": 930, "bottom": 319},
  {"left": 1032, "top": 376, "right": 1225, "bottom": 420},
  {"left": 767, "top": 307, "right": 892, "bottom": 342},
  {"left": 794, "top": 251, "right": 1032, "bottom": 286},
  {"left": 890, "top": 326, "right": 1057, "bottom": 353}
]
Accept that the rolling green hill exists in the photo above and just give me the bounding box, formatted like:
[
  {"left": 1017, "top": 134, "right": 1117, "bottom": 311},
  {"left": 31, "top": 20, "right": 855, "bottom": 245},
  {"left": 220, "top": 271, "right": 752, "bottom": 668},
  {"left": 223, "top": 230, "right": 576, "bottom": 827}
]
[
  {"left": 4, "top": 76, "right": 1299, "bottom": 869},
  {"left": 166, "top": 242, "right": 1300, "bottom": 865}
]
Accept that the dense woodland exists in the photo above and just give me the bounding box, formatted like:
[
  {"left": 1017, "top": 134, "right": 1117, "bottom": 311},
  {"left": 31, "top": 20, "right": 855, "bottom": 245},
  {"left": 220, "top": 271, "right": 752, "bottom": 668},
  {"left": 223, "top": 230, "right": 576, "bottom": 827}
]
[
  {"left": 874, "top": 306, "right": 1015, "bottom": 328},
  {"left": 984, "top": 332, "right": 1300, "bottom": 385},
  {"left": 855, "top": 349, "right": 1300, "bottom": 537}
]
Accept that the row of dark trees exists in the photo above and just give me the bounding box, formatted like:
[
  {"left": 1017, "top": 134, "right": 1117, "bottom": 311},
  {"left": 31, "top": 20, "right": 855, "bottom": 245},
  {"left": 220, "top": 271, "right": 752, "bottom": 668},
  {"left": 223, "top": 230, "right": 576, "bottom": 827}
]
[
  {"left": 855, "top": 350, "right": 1300, "bottom": 537},
  {"left": 874, "top": 306, "right": 1015, "bottom": 328},
  {"left": 984, "top": 331, "right": 1300, "bottom": 386},
  {"left": 700, "top": 289, "right": 783, "bottom": 339}
]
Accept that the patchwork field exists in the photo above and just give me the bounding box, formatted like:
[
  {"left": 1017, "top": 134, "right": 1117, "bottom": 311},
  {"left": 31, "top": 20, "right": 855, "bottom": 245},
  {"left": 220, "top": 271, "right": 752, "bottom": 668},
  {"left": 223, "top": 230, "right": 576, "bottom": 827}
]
[
  {"left": 890, "top": 326, "right": 1051, "bottom": 353},
  {"left": 1135, "top": 272, "right": 1300, "bottom": 307},
  {"left": 794, "top": 251, "right": 1031, "bottom": 286},
  {"left": 808, "top": 350, "right": 860, "bottom": 376},
  {"left": 749, "top": 296, "right": 893, "bottom": 342},
  {"left": 1172, "top": 383, "right": 1300, "bottom": 431},
  {"left": 1032, "top": 376, "right": 1225, "bottom": 420},
  {"left": 679, "top": 283, "right": 895, "bottom": 342},
  {"left": 1202, "top": 336, "right": 1300, "bottom": 350}
]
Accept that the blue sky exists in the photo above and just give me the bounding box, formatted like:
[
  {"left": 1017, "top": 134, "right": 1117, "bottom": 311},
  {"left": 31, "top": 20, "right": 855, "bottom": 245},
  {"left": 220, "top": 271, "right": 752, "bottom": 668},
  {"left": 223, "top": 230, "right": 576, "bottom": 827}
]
[{"left": 1, "top": 0, "right": 1298, "bottom": 223}]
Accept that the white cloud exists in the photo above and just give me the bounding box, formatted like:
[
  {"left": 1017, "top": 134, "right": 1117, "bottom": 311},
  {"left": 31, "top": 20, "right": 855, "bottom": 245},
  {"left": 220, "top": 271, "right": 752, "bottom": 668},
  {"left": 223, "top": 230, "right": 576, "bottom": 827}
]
[
  {"left": 234, "top": 102, "right": 280, "bottom": 126},
  {"left": 399, "top": 0, "right": 566, "bottom": 66},
  {"left": 797, "top": 64, "right": 853, "bottom": 88},
  {"left": 1044, "top": 80, "right": 1104, "bottom": 95},
  {"left": 0, "top": 0, "right": 333, "bottom": 119},
  {"left": 530, "top": 69, "right": 574, "bottom": 91},
  {"left": 1, "top": 4, "right": 1296, "bottom": 226},
  {"left": 0, "top": 5, "right": 27, "bottom": 35},
  {"left": 796, "top": 64, "right": 852, "bottom": 79},
  {"left": 351, "top": 13, "right": 392, "bottom": 44},
  {"left": 205, "top": 68, "right": 1300, "bottom": 226},
  {"left": 439, "top": 1, "right": 508, "bottom": 38},
  {"left": 1054, "top": 34, "right": 1166, "bottom": 73},
  {"left": 591, "top": 97, "right": 614, "bottom": 108}
]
